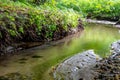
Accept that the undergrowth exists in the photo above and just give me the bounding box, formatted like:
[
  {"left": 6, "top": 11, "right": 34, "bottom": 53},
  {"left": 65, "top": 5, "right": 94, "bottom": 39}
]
[
  {"left": 57, "top": 0, "right": 120, "bottom": 21},
  {"left": 0, "top": 0, "right": 81, "bottom": 53},
  {"left": 1, "top": 0, "right": 120, "bottom": 54}
]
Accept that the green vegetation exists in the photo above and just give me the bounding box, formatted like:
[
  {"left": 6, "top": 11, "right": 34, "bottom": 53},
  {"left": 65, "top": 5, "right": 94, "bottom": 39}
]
[
  {"left": 0, "top": 0, "right": 81, "bottom": 54},
  {"left": 0, "top": 0, "right": 120, "bottom": 80},
  {"left": 1, "top": 0, "right": 120, "bottom": 51},
  {"left": 0, "top": 0, "right": 120, "bottom": 42},
  {"left": 0, "top": 0, "right": 80, "bottom": 40},
  {"left": 57, "top": 0, "right": 120, "bottom": 21},
  {"left": 0, "top": 0, "right": 120, "bottom": 79}
]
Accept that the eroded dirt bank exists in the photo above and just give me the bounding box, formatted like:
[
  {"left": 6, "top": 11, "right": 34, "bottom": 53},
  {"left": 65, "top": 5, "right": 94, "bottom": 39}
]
[{"left": 0, "top": 20, "right": 83, "bottom": 56}]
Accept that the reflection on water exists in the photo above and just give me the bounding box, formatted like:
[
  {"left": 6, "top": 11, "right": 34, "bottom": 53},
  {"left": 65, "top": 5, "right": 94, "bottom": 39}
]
[{"left": 0, "top": 23, "right": 120, "bottom": 80}]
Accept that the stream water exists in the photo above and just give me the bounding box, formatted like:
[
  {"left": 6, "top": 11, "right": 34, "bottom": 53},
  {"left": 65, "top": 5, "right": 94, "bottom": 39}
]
[{"left": 0, "top": 23, "right": 120, "bottom": 80}]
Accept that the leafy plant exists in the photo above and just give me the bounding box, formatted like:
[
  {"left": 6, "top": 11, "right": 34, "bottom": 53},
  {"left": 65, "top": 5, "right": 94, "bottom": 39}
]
[
  {"left": 57, "top": 0, "right": 120, "bottom": 21},
  {"left": 0, "top": 0, "right": 80, "bottom": 46}
]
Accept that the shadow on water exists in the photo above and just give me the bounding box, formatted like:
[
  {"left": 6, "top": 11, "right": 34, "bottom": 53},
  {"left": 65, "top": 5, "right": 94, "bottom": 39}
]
[{"left": 0, "top": 23, "right": 120, "bottom": 80}]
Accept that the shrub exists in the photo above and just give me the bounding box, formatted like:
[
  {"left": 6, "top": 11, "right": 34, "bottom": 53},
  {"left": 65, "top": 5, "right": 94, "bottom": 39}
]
[
  {"left": 57, "top": 0, "right": 120, "bottom": 21},
  {"left": 0, "top": 0, "right": 80, "bottom": 44}
]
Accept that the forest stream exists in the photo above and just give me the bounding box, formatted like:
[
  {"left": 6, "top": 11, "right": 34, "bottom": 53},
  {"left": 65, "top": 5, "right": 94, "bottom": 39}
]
[{"left": 0, "top": 23, "right": 120, "bottom": 80}]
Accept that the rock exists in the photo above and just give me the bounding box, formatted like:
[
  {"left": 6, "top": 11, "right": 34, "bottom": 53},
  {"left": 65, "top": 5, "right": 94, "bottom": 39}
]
[
  {"left": 114, "top": 20, "right": 120, "bottom": 28},
  {"left": 53, "top": 40, "right": 120, "bottom": 80},
  {"left": 72, "top": 67, "right": 98, "bottom": 80},
  {"left": 6, "top": 46, "right": 14, "bottom": 53},
  {"left": 53, "top": 50, "right": 101, "bottom": 80},
  {"left": 115, "top": 20, "right": 120, "bottom": 25},
  {"left": 86, "top": 19, "right": 115, "bottom": 25},
  {"left": 110, "top": 40, "right": 120, "bottom": 59},
  {"left": 93, "top": 40, "right": 120, "bottom": 80}
]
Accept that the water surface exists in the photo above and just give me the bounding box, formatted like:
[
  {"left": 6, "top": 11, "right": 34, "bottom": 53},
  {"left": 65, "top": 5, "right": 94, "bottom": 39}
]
[{"left": 0, "top": 23, "right": 120, "bottom": 80}]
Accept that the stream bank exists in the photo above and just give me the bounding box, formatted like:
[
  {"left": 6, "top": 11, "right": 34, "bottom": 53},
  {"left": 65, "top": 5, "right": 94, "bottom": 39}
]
[
  {"left": 0, "top": 1, "right": 83, "bottom": 56},
  {"left": 0, "top": 24, "right": 84, "bottom": 57},
  {"left": 86, "top": 19, "right": 120, "bottom": 28}
]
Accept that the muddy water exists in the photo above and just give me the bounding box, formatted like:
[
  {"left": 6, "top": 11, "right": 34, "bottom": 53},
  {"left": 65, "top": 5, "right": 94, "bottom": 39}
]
[{"left": 0, "top": 23, "right": 120, "bottom": 80}]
